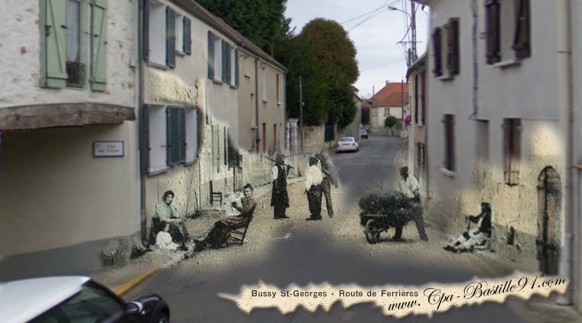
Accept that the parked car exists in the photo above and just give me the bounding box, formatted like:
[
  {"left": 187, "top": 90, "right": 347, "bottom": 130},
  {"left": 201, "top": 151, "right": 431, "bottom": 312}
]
[
  {"left": 360, "top": 129, "right": 369, "bottom": 139},
  {"left": 0, "top": 276, "right": 170, "bottom": 323},
  {"left": 336, "top": 136, "right": 359, "bottom": 153}
]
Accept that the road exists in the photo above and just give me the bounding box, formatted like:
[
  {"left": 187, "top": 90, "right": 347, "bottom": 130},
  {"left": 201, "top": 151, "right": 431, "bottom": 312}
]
[{"left": 125, "top": 135, "right": 531, "bottom": 322}]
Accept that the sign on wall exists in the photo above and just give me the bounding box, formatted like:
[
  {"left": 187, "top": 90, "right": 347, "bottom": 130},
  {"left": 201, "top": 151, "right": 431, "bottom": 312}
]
[{"left": 93, "top": 141, "right": 124, "bottom": 157}]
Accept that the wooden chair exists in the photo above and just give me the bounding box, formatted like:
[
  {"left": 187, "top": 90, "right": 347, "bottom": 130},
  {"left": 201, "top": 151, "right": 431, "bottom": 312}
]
[
  {"left": 209, "top": 180, "right": 223, "bottom": 206},
  {"left": 227, "top": 208, "right": 256, "bottom": 246}
]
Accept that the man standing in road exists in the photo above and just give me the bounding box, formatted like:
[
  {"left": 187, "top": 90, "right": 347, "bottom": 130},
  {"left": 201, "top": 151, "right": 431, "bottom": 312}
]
[
  {"left": 397, "top": 166, "right": 429, "bottom": 241},
  {"left": 305, "top": 156, "right": 324, "bottom": 221},
  {"left": 315, "top": 153, "right": 338, "bottom": 218},
  {"left": 271, "top": 153, "right": 291, "bottom": 219}
]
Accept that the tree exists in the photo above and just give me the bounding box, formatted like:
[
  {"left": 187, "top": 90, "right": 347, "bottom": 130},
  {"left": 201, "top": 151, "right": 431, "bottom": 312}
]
[
  {"left": 283, "top": 19, "right": 359, "bottom": 126},
  {"left": 361, "top": 106, "right": 370, "bottom": 125},
  {"left": 195, "top": 0, "right": 289, "bottom": 56},
  {"left": 385, "top": 115, "right": 398, "bottom": 128}
]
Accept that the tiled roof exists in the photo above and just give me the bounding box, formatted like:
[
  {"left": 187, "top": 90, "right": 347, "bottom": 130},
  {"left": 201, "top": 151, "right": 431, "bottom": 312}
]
[{"left": 369, "top": 83, "right": 409, "bottom": 107}]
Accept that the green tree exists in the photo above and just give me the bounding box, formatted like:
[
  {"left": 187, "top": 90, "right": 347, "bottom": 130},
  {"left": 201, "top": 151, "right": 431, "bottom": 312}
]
[
  {"left": 195, "top": 0, "right": 289, "bottom": 56},
  {"left": 283, "top": 19, "right": 359, "bottom": 126},
  {"left": 385, "top": 115, "right": 398, "bottom": 128}
]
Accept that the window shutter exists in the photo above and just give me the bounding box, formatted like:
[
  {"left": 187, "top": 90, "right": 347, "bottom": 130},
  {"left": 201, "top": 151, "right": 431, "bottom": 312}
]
[
  {"left": 178, "top": 108, "right": 186, "bottom": 163},
  {"left": 513, "top": 0, "right": 531, "bottom": 59},
  {"left": 222, "top": 40, "right": 228, "bottom": 82},
  {"left": 143, "top": 0, "right": 150, "bottom": 61},
  {"left": 208, "top": 31, "right": 215, "bottom": 79},
  {"left": 420, "top": 71, "right": 426, "bottom": 124},
  {"left": 485, "top": 0, "right": 501, "bottom": 64},
  {"left": 432, "top": 28, "right": 442, "bottom": 77},
  {"left": 142, "top": 104, "right": 150, "bottom": 173},
  {"left": 443, "top": 114, "right": 455, "bottom": 171},
  {"left": 42, "top": 0, "right": 68, "bottom": 88},
  {"left": 414, "top": 74, "right": 419, "bottom": 124},
  {"left": 447, "top": 18, "right": 460, "bottom": 75},
  {"left": 235, "top": 48, "right": 239, "bottom": 86},
  {"left": 226, "top": 43, "right": 232, "bottom": 84},
  {"left": 183, "top": 17, "right": 191, "bottom": 55},
  {"left": 90, "top": 0, "right": 108, "bottom": 92},
  {"left": 166, "top": 107, "right": 185, "bottom": 166},
  {"left": 166, "top": 7, "right": 176, "bottom": 68}
]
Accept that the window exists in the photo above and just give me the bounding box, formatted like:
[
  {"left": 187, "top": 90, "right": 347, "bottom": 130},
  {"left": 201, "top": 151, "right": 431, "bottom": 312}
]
[
  {"left": 145, "top": 105, "right": 199, "bottom": 173},
  {"left": 414, "top": 74, "right": 419, "bottom": 124},
  {"left": 384, "top": 108, "right": 388, "bottom": 117},
  {"left": 503, "top": 118, "right": 521, "bottom": 186},
  {"left": 174, "top": 13, "right": 193, "bottom": 56},
  {"left": 207, "top": 33, "right": 226, "bottom": 82},
  {"left": 420, "top": 71, "right": 426, "bottom": 125},
  {"left": 443, "top": 114, "right": 455, "bottom": 172},
  {"left": 41, "top": 0, "right": 108, "bottom": 90},
  {"left": 477, "top": 120, "right": 490, "bottom": 164},
  {"left": 485, "top": 0, "right": 530, "bottom": 65},
  {"left": 416, "top": 142, "right": 426, "bottom": 178},
  {"left": 262, "top": 67, "right": 267, "bottom": 102},
  {"left": 144, "top": 1, "right": 176, "bottom": 68},
  {"left": 230, "top": 47, "right": 239, "bottom": 86},
  {"left": 432, "top": 18, "right": 460, "bottom": 78},
  {"left": 276, "top": 74, "right": 280, "bottom": 102}
]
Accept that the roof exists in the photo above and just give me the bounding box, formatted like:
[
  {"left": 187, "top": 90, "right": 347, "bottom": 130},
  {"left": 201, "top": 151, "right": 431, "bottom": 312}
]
[
  {"left": 173, "top": 0, "right": 287, "bottom": 72},
  {"left": 369, "top": 83, "right": 409, "bottom": 107},
  {"left": 0, "top": 276, "right": 89, "bottom": 323}
]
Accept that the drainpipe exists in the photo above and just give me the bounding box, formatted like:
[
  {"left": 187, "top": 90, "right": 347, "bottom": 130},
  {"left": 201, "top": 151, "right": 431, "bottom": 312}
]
[
  {"left": 556, "top": 0, "right": 574, "bottom": 306},
  {"left": 137, "top": 0, "right": 148, "bottom": 245},
  {"left": 255, "top": 56, "right": 260, "bottom": 153},
  {"left": 468, "top": 0, "right": 479, "bottom": 120}
]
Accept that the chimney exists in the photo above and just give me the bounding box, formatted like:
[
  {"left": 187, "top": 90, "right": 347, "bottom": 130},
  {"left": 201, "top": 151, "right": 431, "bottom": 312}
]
[{"left": 386, "top": 80, "right": 389, "bottom": 85}]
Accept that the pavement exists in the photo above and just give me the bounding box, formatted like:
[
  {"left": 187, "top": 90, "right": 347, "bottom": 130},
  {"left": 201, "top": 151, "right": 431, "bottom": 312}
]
[{"left": 87, "top": 142, "right": 582, "bottom": 322}]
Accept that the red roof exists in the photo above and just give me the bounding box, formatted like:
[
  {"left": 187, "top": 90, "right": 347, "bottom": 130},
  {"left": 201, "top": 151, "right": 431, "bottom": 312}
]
[{"left": 370, "top": 83, "right": 409, "bottom": 107}]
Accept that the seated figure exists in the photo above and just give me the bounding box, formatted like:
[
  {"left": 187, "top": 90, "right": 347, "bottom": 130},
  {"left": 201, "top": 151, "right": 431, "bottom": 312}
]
[
  {"left": 194, "top": 183, "right": 257, "bottom": 251},
  {"left": 444, "top": 202, "right": 492, "bottom": 252},
  {"left": 152, "top": 190, "right": 190, "bottom": 251},
  {"left": 155, "top": 223, "right": 180, "bottom": 251}
]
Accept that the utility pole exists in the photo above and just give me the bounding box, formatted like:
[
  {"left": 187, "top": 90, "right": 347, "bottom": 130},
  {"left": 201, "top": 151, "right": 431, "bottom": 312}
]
[
  {"left": 299, "top": 76, "right": 304, "bottom": 153},
  {"left": 411, "top": 2, "right": 417, "bottom": 65}
]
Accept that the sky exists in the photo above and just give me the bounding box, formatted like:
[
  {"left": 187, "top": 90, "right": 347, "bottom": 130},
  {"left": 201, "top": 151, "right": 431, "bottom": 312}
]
[{"left": 284, "top": 0, "right": 429, "bottom": 99}]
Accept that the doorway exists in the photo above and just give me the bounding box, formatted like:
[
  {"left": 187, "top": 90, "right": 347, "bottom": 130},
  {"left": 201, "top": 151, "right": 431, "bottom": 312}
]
[{"left": 536, "top": 166, "right": 561, "bottom": 275}]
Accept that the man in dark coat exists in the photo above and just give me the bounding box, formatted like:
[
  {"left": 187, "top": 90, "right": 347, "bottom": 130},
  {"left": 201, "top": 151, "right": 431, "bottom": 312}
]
[
  {"left": 271, "top": 153, "right": 291, "bottom": 219},
  {"left": 444, "top": 202, "right": 493, "bottom": 252}
]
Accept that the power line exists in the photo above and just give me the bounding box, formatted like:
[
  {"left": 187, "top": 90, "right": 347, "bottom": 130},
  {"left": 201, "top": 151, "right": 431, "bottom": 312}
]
[{"left": 342, "top": 0, "right": 401, "bottom": 31}]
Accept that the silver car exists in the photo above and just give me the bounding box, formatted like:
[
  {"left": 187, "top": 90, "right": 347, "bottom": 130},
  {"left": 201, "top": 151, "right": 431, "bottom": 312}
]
[{"left": 336, "top": 136, "right": 359, "bottom": 153}]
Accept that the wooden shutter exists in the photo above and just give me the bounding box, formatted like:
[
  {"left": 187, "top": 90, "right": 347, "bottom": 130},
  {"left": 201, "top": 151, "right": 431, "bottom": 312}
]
[
  {"left": 420, "top": 71, "right": 426, "bottom": 124},
  {"left": 485, "top": 0, "right": 501, "bottom": 64},
  {"left": 513, "top": 0, "right": 531, "bottom": 59},
  {"left": 414, "top": 74, "right": 419, "bottom": 124},
  {"left": 166, "top": 107, "right": 185, "bottom": 166},
  {"left": 142, "top": 0, "right": 149, "bottom": 61},
  {"left": 443, "top": 114, "right": 455, "bottom": 171},
  {"left": 222, "top": 40, "right": 228, "bottom": 82},
  {"left": 208, "top": 31, "right": 214, "bottom": 79},
  {"left": 503, "top": 119, "right": 521, "bottom": 185},
  {"left": 447, "top": 18, "right": 460, "bottom": 75},
  {"left": 183, "top": 17, "right": 191, "bottom": 55},
  {"left": 91, "top": 0, "right": 108, "bottom": 91},
  {"left": 142, "top": 104, "right": 150, "bottom": 173},
  {"left": 432, "top": 28, "right": 442, "bottom": 77},
  {"left": 166, "top": 7, "right": 176, "bottom": 68},
  {"left": 234, "top": 48, "right": 239, "bottom": 86},
  {"left": 42, "top": 0, "right": 68, "bottom": 88}
]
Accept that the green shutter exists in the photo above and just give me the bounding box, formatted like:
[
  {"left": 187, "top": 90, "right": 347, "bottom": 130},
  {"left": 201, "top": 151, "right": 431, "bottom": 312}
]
[
  {"left": 91, "top": 0, "right": 108, "bottom": 91},
  {"left": 166, "top": 7, "right": 176, "bottom": 68},
  {"left": 234, "top": 48, "right": 239, "bottom": 86},
  {"left": 221, "top": 40, "right": 228, "bottom": 82},
  {"left": 183, "top": 17, "right": 191, "bottom": 55},
  {"left": 208, "top": 31, "right": 214, "bottom": 79},
  {"left": 42, "top": 0, "right": 68, "bottom": 88}
]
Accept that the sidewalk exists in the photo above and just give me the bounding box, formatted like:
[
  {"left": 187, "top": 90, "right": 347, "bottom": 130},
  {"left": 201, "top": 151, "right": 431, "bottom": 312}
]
[{"left": 89, "top": 177, "right": 306, "bottom": 296}]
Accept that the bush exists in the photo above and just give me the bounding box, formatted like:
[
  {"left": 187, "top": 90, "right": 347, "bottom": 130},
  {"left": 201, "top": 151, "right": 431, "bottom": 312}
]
[
  {"left": 358, "top": 190, "right": 420, "bottom": 223},
  {"left": 384, "top": 116, "right": 398, "bottom": 128}
]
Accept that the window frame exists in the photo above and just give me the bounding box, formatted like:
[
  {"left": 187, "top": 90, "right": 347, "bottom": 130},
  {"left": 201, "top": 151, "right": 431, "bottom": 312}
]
[{"left": 485, "top": 0, "right": 531, "bottom": 66}]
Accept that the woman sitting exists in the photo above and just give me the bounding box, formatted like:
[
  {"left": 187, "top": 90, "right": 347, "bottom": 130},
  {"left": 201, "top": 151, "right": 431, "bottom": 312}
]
[
  {"left": 444, "top": 202, "right": 492, "bottom": 253},
  {"left": 194, "top": 183, "right": 257, "bottom": 251}
]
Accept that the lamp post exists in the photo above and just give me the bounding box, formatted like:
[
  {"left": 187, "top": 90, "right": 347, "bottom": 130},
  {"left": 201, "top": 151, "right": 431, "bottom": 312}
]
[{"left": 388, "top": 5, "right": 417, "bottom": 67}]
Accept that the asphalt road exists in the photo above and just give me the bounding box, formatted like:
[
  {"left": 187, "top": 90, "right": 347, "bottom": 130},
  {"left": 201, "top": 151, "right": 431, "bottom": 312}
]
[{"left": 124, "top": 135, "right": 531, "bottom": 323}]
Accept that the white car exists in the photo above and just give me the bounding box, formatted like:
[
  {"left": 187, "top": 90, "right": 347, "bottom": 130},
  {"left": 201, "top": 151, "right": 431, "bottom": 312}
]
[
  {"left": 0, "top": 276, "right": 170, "bottom": 323},
  {"left": 336, "top": 136, "right": 359, "bottom": 153}
]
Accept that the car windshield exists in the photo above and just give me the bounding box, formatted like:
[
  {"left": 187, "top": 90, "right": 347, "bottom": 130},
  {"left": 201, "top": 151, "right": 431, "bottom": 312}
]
[
  {"left": 30, "top": 282, "right": 124, "bottom": 323},
  {"left": 339, "top": 137, "right": 354, "bottom": 142}
]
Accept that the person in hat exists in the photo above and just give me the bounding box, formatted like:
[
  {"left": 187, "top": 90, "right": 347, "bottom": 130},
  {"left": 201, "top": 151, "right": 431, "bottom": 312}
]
[
  {"left": 444, "top": 202, "right": 493, "bottom": 252},
  {"left": 315, "top": 152, "right": 338, "bottom": 218},
  {"left": 271, "top": 153, "right": 291, "bottom": 219},
  {"left": 305, "top": 156, "right": 324, "bottom": 220}
]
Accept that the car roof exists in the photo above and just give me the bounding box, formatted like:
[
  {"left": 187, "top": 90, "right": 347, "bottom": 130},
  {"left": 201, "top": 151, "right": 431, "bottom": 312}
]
[
  {"left": 0, "top": 276, "right": 90, "bottom": 323},
  {"left": 339, "top": 137, "right": 355, "bottom": 140}
]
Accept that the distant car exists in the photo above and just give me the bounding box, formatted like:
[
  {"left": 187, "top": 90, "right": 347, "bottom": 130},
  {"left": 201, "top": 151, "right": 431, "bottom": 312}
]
[
  {"left": 336, "top": 136, "right": 359, "bottom": 153},
  {"left": 360, "top": 129, "right": 369, "bottom": 139},
  {"left": 0, "top": 276, "right": 170, "bottom": 323}
]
